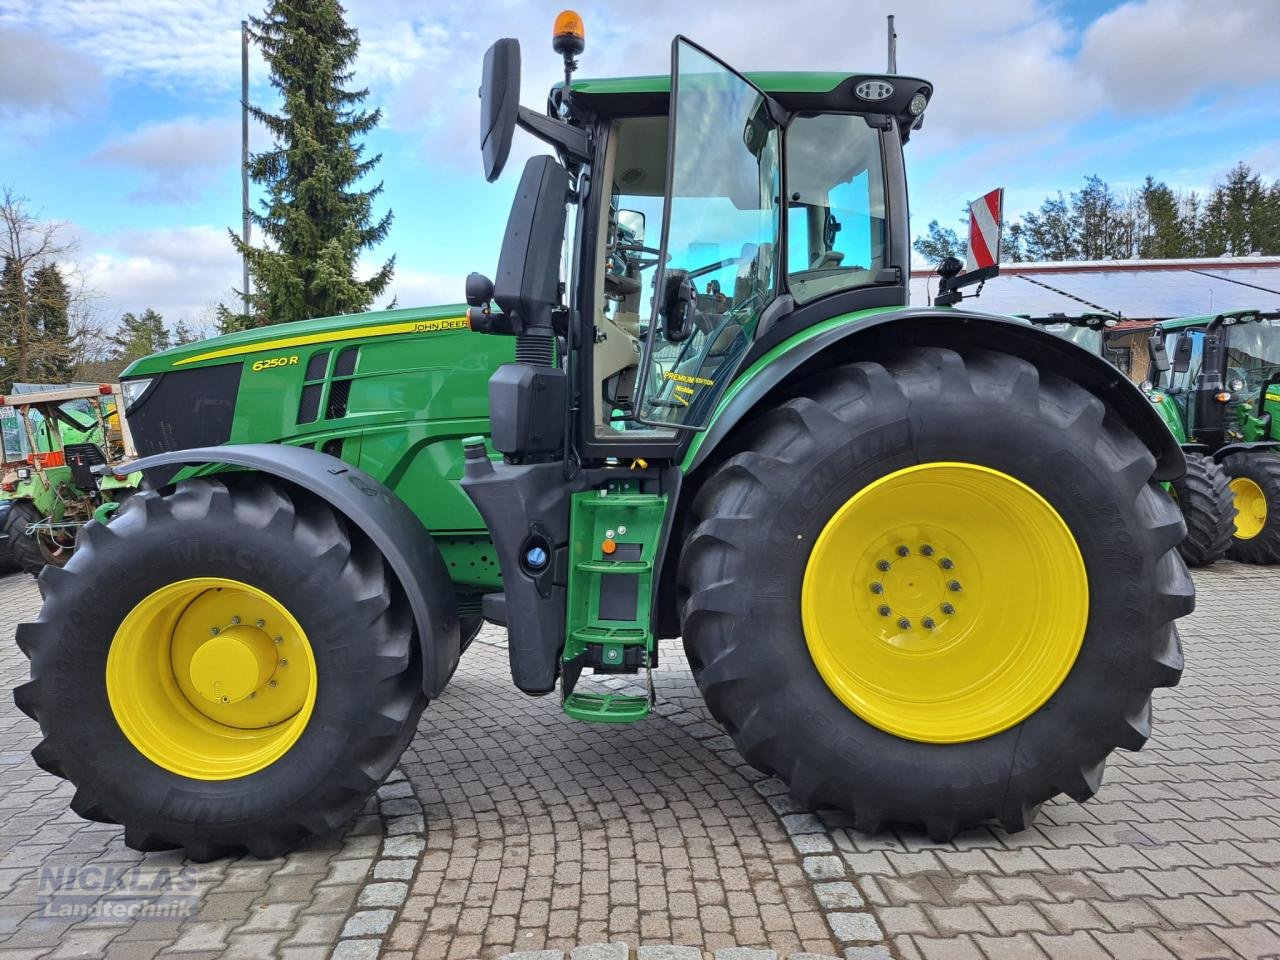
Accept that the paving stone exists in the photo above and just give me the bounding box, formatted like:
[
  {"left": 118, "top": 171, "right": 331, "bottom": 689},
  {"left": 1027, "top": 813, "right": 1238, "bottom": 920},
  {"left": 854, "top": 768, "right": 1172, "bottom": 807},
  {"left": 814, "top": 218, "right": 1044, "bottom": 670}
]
[
  {"left": 713, "top": 949, "right": 776, "bottom": 960},
  {"left": 826, "top": 913, "right": 882, "bottom": 942},
  {"left": 812, "top": 883, "right": 864, "bottom": 910},
  {"left": 340, "top": 909, "right": 395, "bottom": 938},
  {"left": 636, "top": 948, "right": 704, "bottom": 960},
  {"left": 330, "top": 941, "right": 382, "bottom": 960},
  {"left": 569, "top": 944, "right": 629, "bottom": 960}
]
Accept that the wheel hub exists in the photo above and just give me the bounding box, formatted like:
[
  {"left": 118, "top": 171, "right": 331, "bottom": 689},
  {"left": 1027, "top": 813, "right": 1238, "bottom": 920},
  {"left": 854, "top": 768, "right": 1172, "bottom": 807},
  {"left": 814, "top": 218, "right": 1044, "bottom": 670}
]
[
  {"left": 188, "top": 627, "right": 278, "bottom": 704},
  {"left": 801, "top": 462, "right": 1089, "bottom": 744},
  {"left": 1229, "top": 476, "right": 1267, "bottom": 540},
  {"left": 106, "top": 577, "right": 317, "bottom": 779}
]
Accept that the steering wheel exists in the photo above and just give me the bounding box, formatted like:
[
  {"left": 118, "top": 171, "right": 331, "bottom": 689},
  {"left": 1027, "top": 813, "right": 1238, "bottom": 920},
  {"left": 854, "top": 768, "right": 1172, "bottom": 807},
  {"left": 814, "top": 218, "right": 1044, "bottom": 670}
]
[{"left": 613, "top": 243, "right": 663, "bottom": 271}]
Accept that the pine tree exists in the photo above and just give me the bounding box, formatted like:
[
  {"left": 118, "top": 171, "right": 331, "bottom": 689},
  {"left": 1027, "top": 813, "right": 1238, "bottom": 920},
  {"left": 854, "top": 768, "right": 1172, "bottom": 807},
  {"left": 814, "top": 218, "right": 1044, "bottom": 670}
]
[
  {"left": 172, "top": 319, "right": 201, "bottom": 345},
  {"left": 912, "top": 220, "right": 963, "bottom": 265},
  {"left": 226, "top": 0, "right": 394, "bottom": 328},
  {"left": 0, "top": 256, "right": 24, "bottom": 392},
  {"left": 112, "top": 309, "right": 171, "bottom": 362},
  {"left": 27, "top": 264, "right": 74, "bottom": 383}
]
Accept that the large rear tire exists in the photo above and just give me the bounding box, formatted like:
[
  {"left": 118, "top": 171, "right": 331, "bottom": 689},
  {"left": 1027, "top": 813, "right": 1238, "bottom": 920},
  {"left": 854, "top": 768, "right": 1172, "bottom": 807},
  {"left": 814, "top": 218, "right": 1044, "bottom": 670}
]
[
  {"left": 1170, "top": 453, "right": 1234, "bottom": 567},
  {"left": 1221, "top": 451, "right": 1280, "bottom": 564},
  {"left": 14, "top": 476, "right": 426, "bottom": 860},
  {"left": 679, "top": 347, "right": 1191, "bottom": 840}
]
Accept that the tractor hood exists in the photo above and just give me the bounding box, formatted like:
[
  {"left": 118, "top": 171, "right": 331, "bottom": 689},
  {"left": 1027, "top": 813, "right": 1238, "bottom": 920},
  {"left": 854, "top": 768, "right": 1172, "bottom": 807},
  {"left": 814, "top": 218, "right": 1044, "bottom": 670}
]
[{"left": 121, "top": 303, "right": 471, "bottom": 377}]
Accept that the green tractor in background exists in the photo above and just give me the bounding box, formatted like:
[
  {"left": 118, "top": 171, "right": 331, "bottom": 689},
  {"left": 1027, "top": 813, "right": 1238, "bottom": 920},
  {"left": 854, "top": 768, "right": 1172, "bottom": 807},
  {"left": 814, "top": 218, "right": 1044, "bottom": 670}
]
[
  {"left": 1026, "top": 313, "right": 1236, "bottom": 567},
  {"left": 1145, "top": 309, "right": 1280, "bottom": 563},
  {"left": 15, "top": 18, "right": 1192, "bottom": 860},
  {"left": 1, "top": 385, "right": 141, "bottom": 575}
]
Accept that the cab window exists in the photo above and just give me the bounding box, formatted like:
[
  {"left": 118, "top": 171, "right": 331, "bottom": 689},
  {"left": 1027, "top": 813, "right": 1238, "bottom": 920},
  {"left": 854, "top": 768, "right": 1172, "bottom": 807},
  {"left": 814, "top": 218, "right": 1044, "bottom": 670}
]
[{"left": 785, "top": 114, "right": 887, "bottom": 304}]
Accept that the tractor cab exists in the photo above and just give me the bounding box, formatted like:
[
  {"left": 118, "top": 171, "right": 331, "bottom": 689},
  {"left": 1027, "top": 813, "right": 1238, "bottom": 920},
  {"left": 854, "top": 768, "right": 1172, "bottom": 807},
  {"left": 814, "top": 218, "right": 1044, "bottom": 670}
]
[
  {"left": 465, "top": 23, "right": 927, "bottom": 457},
  {"left": 1153, "top": 309, "right": 1280, "bottom": 448}
]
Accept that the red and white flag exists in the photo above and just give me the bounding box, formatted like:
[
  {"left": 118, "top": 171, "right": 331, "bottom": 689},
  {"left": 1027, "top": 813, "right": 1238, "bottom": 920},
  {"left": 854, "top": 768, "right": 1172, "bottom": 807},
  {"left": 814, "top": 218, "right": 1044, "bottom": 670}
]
[{"left": 966, "top": 188, "right": 1003, "bottom": 271}]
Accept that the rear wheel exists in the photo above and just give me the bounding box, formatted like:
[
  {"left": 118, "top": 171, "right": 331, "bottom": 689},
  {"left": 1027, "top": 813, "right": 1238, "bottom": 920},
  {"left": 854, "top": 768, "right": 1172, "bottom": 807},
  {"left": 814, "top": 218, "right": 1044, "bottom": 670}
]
[
  {"left": 1169, "top": 453, "right": 1234, "bottom": 567},
  {"left": 1222, "top": 451, "right": 1280, "bottom": 563},
  {"left": 15, "top": 476, "right": 426, "bottom": 860},
  {"left": 680, "top": 347, "right": 1191, "bottom": 839}
]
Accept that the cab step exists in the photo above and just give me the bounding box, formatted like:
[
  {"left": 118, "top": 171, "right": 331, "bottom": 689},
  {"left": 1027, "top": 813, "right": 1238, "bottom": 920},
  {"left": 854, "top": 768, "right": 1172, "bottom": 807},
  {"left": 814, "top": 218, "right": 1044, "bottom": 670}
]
[{"left": 563, "top": 691, "right": 651, "bottom": 724}]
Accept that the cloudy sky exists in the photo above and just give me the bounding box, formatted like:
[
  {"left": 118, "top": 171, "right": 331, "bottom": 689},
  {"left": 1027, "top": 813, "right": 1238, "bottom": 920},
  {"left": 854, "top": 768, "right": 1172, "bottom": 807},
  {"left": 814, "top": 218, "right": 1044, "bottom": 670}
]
[{"left": 1, "top": 0, "right": 1278, "bottom": 334}]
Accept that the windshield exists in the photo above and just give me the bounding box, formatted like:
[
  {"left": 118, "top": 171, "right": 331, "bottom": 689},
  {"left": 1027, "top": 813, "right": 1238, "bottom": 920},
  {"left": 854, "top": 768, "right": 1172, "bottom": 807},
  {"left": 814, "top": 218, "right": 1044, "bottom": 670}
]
[
  {"left": 1226, "top": 320, "right": 1280, "bottom": 396},
  {"left": 634, "top": 40, "right": 781, "bottom": 430},
  {"left": 785, "top": 114, "right": 887, "bottom": 303}
]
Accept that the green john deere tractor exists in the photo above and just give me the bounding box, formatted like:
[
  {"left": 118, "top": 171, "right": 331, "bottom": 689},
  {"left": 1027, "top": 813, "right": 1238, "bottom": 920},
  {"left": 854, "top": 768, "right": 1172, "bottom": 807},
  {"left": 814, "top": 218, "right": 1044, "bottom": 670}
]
[
  {"left": 1, "top": 385, "right": 140, "bottom": 575},
  {"left": 1025, "top": 313, "right": 1235, "bottom": 567},
  {"left": 1144, "top": 309, "right": 1280, "bottom": 563},
  {"left": 14, "top": 21, "right": 1192, "bottom": 860}
]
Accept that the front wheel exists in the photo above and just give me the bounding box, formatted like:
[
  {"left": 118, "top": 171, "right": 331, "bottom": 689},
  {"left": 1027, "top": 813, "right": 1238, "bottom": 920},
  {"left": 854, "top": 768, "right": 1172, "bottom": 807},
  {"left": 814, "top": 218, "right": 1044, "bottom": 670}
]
[
  {"left": 680, "top": 347, "right": 1191, "bottom": 839},
  {"left": 15, "top": 477, "right": 426, "bottom": 860},
  {"left": 3, "top": 500, "right": 65, "bottom": 576},
  {"left": 1222, "top": 452, "right": 1280, "bottom": 563}
]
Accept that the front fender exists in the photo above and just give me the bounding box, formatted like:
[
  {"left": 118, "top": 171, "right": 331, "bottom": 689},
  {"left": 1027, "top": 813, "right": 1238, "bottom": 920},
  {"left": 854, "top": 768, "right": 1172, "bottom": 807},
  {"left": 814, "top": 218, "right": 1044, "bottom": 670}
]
[
  {"left": 683, "top": 307, "right": 1185, "bottom": 482},
  {"left": 117, "top": 444, "right": 460, "bottom": 698}
]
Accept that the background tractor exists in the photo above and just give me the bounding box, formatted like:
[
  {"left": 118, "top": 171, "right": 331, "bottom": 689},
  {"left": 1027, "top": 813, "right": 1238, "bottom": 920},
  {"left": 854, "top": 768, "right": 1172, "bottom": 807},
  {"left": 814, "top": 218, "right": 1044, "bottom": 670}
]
[
  {"left": 1146, "top": 309, "right": 1280, "bottom": 562},
  {"left": 15, "top": 17, "right": 1191, "bottom": 860},
  {"left": 1026, "top": 313, "right": 1235, "bottom": 567},
  {"left": 0, "top": 385, "right": 140, "bottom": 575}
]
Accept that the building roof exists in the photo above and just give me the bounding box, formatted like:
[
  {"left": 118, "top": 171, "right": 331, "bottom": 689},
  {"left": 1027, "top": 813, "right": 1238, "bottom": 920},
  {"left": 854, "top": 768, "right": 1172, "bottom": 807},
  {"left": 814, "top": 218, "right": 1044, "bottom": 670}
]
[{"left": 909, "top": 256, "right": 1280, "bottom": 322}]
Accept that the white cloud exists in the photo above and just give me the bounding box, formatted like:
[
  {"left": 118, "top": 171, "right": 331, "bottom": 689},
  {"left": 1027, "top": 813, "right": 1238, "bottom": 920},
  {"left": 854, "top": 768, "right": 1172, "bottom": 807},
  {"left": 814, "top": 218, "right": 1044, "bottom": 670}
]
[
  {"left": 374, "top": 264, "right": 466, "bottom": 310},
  {"left": 1079, "top": 0, "right": 1280, "bottom": 112},
  {"left": 76, "top": 224, "right": 239, "bottom": 327},
  {"left": 0, "top": 25, "right": 101, "bottom": 134},
  {"left": 88, "top": 116, "right": 240, "bottom": 203}
]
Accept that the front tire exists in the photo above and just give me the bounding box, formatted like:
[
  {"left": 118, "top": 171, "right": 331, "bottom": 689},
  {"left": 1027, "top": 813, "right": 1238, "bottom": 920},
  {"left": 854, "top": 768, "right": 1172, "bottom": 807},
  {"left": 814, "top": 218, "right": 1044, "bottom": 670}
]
[
  {"left": 14, "top": 477, "right": 426, "bottom": 860},
  {"left": 1170, "top": 453, "right": 1234, "bottom": 567},
  {"left": 680, "top": 347, "right": 1191, "bottom": 840},
  {"left": 1222, "top": 452, "right": 1280, "bottom": 563}
]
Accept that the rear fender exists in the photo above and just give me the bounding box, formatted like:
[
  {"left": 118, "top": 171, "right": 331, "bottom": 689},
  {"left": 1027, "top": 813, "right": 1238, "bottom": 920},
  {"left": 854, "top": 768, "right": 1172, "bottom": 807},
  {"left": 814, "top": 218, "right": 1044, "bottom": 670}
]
[
  {"left": 1212, "top": 440, "right": 1280, "bottom": 463},
  {"left": 118, "top": 443, "right": 460, "bottom": 698},
  {"left": 684, "top": 308, "right": 1185, "bottom": 482}
]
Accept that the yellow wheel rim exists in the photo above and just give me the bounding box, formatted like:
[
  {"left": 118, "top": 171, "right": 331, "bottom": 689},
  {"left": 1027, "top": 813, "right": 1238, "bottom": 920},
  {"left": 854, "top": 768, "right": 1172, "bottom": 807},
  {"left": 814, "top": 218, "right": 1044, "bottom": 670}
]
[
  {"left": 106, "top": 578, "right": 318, "bottom": 779},
  {"left": 1230, "top": 477, "right": 1267, "bottom": 540},
  {"left": 801, "top": 462, "right": 1089, "bottom": 744}
]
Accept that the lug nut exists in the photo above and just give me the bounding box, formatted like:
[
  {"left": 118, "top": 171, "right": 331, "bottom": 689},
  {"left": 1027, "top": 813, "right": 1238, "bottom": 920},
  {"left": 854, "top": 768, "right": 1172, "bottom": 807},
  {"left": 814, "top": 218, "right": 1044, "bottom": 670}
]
[
  {"left": 897, "top": 617, "right": 911, "bottom": 630},
  {"left": 941, "top": 602, "right": 956, "bottom": 615},
  {"left": 876, "top": 559, "right": 891, "bottom": 572},
  {"left": 248, "top": 692, "right": 256, "bottom": 700},
  {"left": 268, "top": 680, "right": 278, "bottom": 688},
  {"left": 922, "top": 617, "right": 936, "bottom": 629},
  {"left": 877, "top": 605, "right": 891, "bottom": 617},
  {"left": 220, "top": 696, "right": 229, "bottom": 704},
  {"left": 230, "top": 616, "right": 240, "bottom": 625},
  {"left": 255, "top": 619, "right": 265, "bottom": 628},
  {"left": 210, "top": 626, "right": 220, "bottom": 636},
  {"left": 940, "top": 558, "right": 954, "bottom": 570},
  {"left": 274, "top": 636, "right": 283, "bottom": 645},
  {"left": 948, "top": 580, "right": 962, "bottom": 592},
  {"left": 279, "top": 659, "right": 288, "bottom": 667},
  {"left": 896, "top": 545, "right": 910, "bottom": 557},
  {"left": 870, "top": 582, "right": 884, "bottom": 594},
  {"left": 921, "top": 544, "right": 934, "bottom": 556}
]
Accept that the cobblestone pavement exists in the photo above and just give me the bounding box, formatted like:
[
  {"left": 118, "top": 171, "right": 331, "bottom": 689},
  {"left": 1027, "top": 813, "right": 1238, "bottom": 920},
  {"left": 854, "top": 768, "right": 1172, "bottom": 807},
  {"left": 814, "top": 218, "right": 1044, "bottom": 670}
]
[{"left": 0, "top": 561, "right": 1278, "bottom": 959}]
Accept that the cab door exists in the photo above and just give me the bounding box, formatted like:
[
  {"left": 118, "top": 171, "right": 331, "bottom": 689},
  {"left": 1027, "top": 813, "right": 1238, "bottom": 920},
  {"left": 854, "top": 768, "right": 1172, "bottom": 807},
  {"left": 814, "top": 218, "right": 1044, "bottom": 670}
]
[{"left": 630, "top": 38, "right": 783, "bottom": 434}]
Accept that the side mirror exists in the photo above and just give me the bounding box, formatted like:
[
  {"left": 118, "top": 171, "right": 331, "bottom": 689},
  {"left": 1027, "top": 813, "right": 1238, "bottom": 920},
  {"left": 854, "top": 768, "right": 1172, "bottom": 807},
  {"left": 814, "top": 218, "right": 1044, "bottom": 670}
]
[
  {"left": 661, "top": 270, "right": 695, "bottom": 344},
  {"left": 1147, "top": 333, "right": 1170, "bottom": 372},
  {"left": 1171, "top": 333, "right": 1193, "bottom": 373},
  {"left": 480, "top": 39, "right": 521, "bottom": 183},
  {"left": 617, "top": 209, "right": 645, "bottom": 246},
  {"left": 1146, "top": 333, "right": 1169, "bottom": 389}
]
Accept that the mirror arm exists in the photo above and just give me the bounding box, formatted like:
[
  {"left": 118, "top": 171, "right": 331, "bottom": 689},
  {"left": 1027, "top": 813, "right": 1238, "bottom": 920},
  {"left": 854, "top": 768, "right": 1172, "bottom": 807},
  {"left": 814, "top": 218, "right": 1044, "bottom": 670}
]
[{"left": 517, "top": 106, "right": 591, "bottom": 163}]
